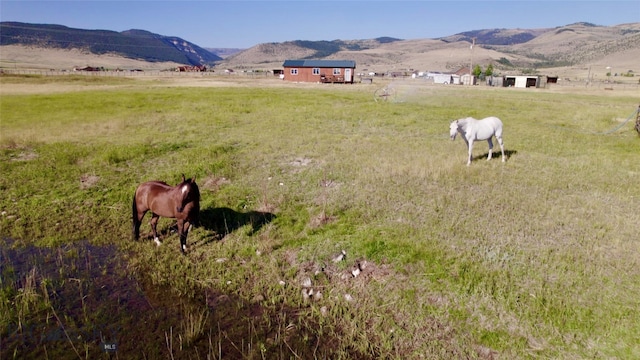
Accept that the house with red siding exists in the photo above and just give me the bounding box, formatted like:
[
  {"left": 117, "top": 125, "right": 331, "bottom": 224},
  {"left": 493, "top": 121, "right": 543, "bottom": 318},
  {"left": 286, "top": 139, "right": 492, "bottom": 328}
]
[{"left": 282, "top": 60, "right": 356, "bottom": 83}]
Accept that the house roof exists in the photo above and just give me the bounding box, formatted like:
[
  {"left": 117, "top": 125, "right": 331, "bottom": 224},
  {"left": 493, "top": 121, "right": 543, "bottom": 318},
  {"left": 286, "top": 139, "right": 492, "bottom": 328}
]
[
  {"left": 454, "top": 67, "right": 470, "bottom": 75},
  {"left": 282, "top": 60, "right": 356, "bottom": 68}
]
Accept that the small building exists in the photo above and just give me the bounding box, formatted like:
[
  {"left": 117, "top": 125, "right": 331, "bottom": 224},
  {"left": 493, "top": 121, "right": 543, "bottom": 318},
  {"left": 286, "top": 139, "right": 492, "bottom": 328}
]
[
  {"left": 74, "top": 66, "right": 102, "bottom": 71},
  {"left": 429, "top": 72, "right": 460, "bottom": 85},
  {"left": 461, "top": 74, "right": 476, "bottom": 85},
  {"left": 487, "top": 76, "right": 505, "bottom": 87},
  {"left": 282, "top": 60, "right": 356, "bottom": 83},
  {"left": 504, "top": 75, "right": 541, "bottom": 88}
]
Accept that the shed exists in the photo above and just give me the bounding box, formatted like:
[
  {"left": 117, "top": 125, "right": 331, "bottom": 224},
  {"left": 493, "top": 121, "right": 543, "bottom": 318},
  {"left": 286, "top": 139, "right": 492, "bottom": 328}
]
[
  {"left": 487, "top": 76, "right": 504, "bottom": 87},
  {"left": 430, "top": 73, "right": 460, "bottom": 85},
  {"left": 461, "top": 74, "right": 476, "bottom": 85},
  {"left": 505, "top": 75, "right": 540, "bottom": 88},
  {"left": 282, "top": 60, "right": 356, "bottom": 83}
]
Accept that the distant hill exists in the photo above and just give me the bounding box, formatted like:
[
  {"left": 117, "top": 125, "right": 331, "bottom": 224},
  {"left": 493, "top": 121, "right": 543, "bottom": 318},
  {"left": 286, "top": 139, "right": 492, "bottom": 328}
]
[
  {"left": 205, "top": 48, "right": 245, "bottom": 59},
  {"left": 438, "top": 27, "right": 549, "bottom": 45},
  {"left": 2, "top": 21, "right": 639, "bottom": 79},
  {"left": 502, "top": 22, "right": 640, "bottom": 66},
  {"left": 221, "top": 37, "right": 403, "bottom": 69},
  {"left": 0, "top": 22, "right": 221, "bottom": 65},
  {"left": 217, "top": 22, "right": 640, "bottom": 76}
]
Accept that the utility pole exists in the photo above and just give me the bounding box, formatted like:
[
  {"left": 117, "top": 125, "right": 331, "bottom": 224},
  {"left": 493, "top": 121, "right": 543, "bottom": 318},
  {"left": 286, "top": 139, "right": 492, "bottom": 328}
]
[{"left": 469, "top": 37, "right": 476, "bottom": 85}]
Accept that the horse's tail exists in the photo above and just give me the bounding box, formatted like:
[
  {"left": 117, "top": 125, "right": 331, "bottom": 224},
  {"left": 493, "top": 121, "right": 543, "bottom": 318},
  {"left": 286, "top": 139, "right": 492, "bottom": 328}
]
[{"left": 132, "top": 190, "right": 140, "bottom": 240}]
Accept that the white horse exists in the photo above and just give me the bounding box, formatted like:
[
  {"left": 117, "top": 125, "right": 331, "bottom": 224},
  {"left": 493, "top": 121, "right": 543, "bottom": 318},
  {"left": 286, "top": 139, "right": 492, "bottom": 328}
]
[{"left": 449, "top": 116, "right": 505, "bottom": 166}]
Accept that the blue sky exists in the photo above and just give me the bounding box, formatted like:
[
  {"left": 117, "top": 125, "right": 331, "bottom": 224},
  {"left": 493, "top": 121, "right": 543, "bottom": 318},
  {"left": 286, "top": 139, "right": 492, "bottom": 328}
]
[{"left": 1, "top": 1, "right": 639, "bottom": 48}]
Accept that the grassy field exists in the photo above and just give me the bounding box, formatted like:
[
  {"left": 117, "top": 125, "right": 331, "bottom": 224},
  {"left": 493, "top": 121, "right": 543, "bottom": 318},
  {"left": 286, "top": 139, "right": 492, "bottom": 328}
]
[{"left": 1, "top": 74, "right": 639, "bottom": 359}]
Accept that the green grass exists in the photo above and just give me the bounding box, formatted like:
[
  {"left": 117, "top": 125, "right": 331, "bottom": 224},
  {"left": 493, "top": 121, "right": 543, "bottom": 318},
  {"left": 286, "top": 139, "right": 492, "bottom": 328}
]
[{"left": 1, "top": 75, "right": 639, "bottom": 359}]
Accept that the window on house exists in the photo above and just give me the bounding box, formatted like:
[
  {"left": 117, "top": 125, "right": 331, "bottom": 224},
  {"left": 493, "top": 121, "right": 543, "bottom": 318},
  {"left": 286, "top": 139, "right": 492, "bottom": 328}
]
[
  {"left": 290, "top": 68, "right": 298, "bottom": 75},
  {"left": 312, "top": 68, "right": 320, "bottom": 75},
  {"left": 333, "top": 68, "right": 341, "bottom": 75}
]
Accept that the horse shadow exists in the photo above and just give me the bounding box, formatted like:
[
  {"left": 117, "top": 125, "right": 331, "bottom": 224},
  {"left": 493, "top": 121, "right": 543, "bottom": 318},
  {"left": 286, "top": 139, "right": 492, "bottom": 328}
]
[
  {"left": 196, "top": 207, "right": 276, "bottom": 244},
  {"left": 472, "top": 149, "right": 517, "bottom": 162}
]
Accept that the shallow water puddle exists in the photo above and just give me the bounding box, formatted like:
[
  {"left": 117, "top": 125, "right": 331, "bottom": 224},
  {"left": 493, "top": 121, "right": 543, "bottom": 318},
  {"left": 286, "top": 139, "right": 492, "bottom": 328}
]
[{"left": 0, "top": 239, "right": 207, "bottom": 358}]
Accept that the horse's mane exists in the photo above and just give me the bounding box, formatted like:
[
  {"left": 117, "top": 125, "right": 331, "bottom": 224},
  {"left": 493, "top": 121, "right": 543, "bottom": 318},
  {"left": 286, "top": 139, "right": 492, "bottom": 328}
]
[
  {"left": 456, "top": 118, "right": 470, "bottom": 131},
  {"left": 190, "top": 181, "right": 200, "bottom": 200}
]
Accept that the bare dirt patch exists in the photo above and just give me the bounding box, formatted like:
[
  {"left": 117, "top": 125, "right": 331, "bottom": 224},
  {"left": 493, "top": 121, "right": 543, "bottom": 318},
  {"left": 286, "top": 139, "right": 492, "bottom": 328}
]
[
  {"left": 199, "top": 175, "right": 231, "bottom": 192},
  {"left": 9, "top": 150, "right": 38, "bottom": 162},
  {"left": 309, "top": 211, "right": 337, "bottom": 229},
  {"left": 79, "top": 174, "right": 100, "bottom": 190}
]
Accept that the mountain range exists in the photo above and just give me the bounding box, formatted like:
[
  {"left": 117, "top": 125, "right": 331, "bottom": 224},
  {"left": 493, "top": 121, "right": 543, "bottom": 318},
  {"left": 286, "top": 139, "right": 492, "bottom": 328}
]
[
  {"left": 0, "top": 22, "right": 221, "bottom": 65},
  {"left": 1, "top": 21, "right": 639, "bottom": 78}
]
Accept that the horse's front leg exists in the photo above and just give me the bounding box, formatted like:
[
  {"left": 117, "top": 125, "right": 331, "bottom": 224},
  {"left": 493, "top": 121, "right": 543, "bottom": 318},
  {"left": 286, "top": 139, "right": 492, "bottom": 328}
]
[
  {"left": 487, "top": 138, "right": 494, "bottom": 161},
  {"left": 150, "top": 214, "right": 161, "bottom": 246},
  {"left": 177, "top": 219, "right": 189, "bottom": 254},
  {"left": 466, "top": 139, "right": 473, "bottom": 166}
]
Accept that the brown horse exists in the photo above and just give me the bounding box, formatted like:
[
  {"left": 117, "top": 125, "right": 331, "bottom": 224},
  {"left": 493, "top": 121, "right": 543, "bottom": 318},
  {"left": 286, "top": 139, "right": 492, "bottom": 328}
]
[{"left": 132, "top": 175, "right": 200, "bottom": 254}]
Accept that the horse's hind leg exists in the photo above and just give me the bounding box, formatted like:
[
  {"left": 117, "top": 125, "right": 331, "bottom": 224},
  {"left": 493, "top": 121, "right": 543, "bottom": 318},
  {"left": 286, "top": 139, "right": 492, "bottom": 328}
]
[
  {"left": 132, "top": 196, "right": 143, "bottom": 241},
  {"left": 487, "top": 138, "right": 494, "bottom": 161},
  {"left": 497, "top": 135, "right": 505, "bottom": 162},
  {"left": 133, "top": 214, "right": 143, "bottom": 241},
  {"left": 132, "top": 216, "right": 141, "bottom": 241},
  {"left": 150, "top": 214, "right": 161, "bottom": 246},
  {"left": 133, "top": 212, "right": 147, "bottom": 241}
]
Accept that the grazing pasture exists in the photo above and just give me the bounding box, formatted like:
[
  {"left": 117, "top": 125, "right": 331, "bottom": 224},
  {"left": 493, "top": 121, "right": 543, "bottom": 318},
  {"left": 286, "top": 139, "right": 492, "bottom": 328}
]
[{"left": 1, "top": 74, "right": 639, "bottom": 359}]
